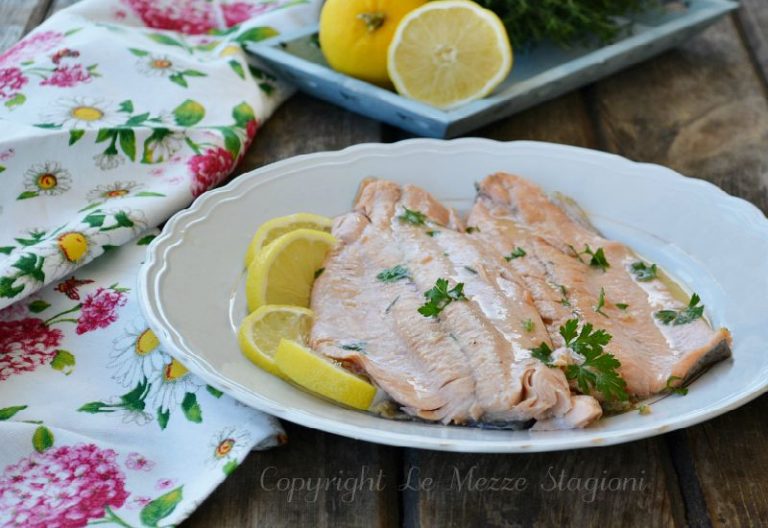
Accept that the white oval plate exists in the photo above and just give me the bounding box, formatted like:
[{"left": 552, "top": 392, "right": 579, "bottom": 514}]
[{"left": 138, "top": 139, "right": 768, "bottom": 452}]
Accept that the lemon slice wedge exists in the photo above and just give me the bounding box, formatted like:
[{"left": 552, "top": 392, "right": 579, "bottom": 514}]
[
  {"left": 243, "top": 213, "right": 333, "bottom": 267},
  {"left": 275, "top": 339, "right": 376, "bottom": 410},
  {"left": 387, "top": 0, "right": 513, "bottom": 108},
  {"left": 238, "top": 305, "right": 313, "bottom": 377},
  {"left": 246, "top": 228, "right": 337, "bottom": 312}
]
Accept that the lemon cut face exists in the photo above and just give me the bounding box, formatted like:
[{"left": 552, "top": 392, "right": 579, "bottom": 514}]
[
  {"left": 387, "top": 0, "right": 513, "bottom": 108},
  {"left": 238, "top": 305, "right": 313, "bottom": 377},
  {"left": 246, "top": 229, "right": 337, "bottom": 312},
  {"left": 243, "top": 213, "right": 333, "bottom": 267},
  {"left": 275, "top": 339, "right": 376, "bottom": 410}
]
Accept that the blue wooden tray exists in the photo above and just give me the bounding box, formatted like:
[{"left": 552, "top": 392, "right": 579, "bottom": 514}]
[{"left": 246, "top": 0, "right": 737, "bottom": 138}]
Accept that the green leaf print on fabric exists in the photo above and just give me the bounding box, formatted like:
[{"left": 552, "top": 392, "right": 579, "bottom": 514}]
[
  {"left": 157, "top": 407, "right": 170, "bottom": 430},
  {"left": 50, "top": 350, "right": 76, "bottom": 375},
  {"left": 140, "top": 486, "right": 184, "bottom": 527},
  {"left": 181, "top": 392, "right": 202, "bottom": 423},
  {"left": 223, "top": 459, "right": 238, "bottom": 475},
  {"left": 229, "top": 60, "right": 245, "bottom": 79},
  {"left": 68, "top": 129, "right": 85, "bottom": 145},
  {"left": 0, "top": 406, "right": 27, "bottom": 421},
  {"left": 234, "top": 27, "right": 279, "bottom": 44},
  {"left": 232, "top": 101, "right": 255, "bottom": 127},
  {"left": 119, "top": 129, "right": 137, "bottom": 161},
  {"left": 0, "top": 253, "right": 46, "bottom": 298},
  {"left": 28, "top": 299, "right": 51, "bottom": 313},
  {"left": 172, "top": 99, "right": 205, "bottom": 126},
  {"left": 32, "top": 425, "right": 54, "bottom": 453}
]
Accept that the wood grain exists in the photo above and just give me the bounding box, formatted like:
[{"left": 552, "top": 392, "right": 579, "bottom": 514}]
[
  {"left": 589, "top": 17, "right": 768, "bottom": 214},
  {"left": 736, "top": 0, "right": 768, "bottom": 89}
]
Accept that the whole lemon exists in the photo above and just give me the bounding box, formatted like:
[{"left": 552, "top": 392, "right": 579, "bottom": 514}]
[{"left": 319, "top": 0, "right": 426, "bottom": 86}]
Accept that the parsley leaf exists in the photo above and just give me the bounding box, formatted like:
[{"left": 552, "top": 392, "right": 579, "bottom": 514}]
[
  {"left": 594, "top": 287, "right": 608, "bottom": 317},
  {"left": 522, "top": 319, "right": 535, "bottom": 333},
  {"left": 531, "top": 342, "right": 553, "bottom": 364},
  {"left": 426, "top": 230, "right": 438, "bottom": 237},
  {"left": 418, "top": 278, "right": 467, "bottom": 318},
  {"left": 398, "top": 208, "right": 427, "bottom": 226},
  {"left": 560, "top": 319, "right": 628, "bottom": 401},
  {"left": 665, "top": 375, "right": 688, "bottom": 395},
  {"left": 314, "top": 268, "right": 325, "bottom": 279},
  {"left": 616, "top": 303, "right": 629, "bottom": 311},
  {"left": 504, "top": 247, "right": 527, "bottom": 261},
  {"left": 630, "top": 261, "right": 657, "bottom": 281},
  {"left": 465, "top": 226, "right": 480, "bottom": 234},
  {"left": 376, "top": 265, "right": 410, "bottom": 283},
  {"left": 584, "top": 245, "right": 610, "bottom": 271},
  {"left": 654, "top": 293, "right": 705, "bottom": 326},
  {"left": 340, "top": 342, "right": 366, "bottom": 352}
]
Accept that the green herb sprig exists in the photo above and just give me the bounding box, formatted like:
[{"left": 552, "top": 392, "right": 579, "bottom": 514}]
[
  {"left": 655, "top": 293, "right": 704, "bottom": 326},
  {"left": 418, "top": 278, "right": 467, "bottom": 318}
]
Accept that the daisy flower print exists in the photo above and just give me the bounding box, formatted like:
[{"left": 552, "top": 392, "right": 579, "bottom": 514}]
[{"left": 41, "top": 96, "right": 122, "bottom": 128}]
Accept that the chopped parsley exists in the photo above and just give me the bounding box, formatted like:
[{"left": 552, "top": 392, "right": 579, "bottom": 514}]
[
  {"left": 418, "top": 278, "right": 467, "bottom": 318},
  {"left": 463, "top": 266, "right": 478, "bottom": 275},
  {"left": 426, "top": 230, "right": 439, "bottom": 237},
  {"left": 465, "top": 226, "right": 480, "bottom": 234},
  {"left": 616, "top": 303, "right": 629, "bottom": 311},
  {"left": 630, "top": 261, "right": 658, "bottom": 281},
  {"left": 531, "top": 342, "right": 553, "bottom": 364},
  {"left": 557, "top": 284, "right": 571, "bottom": 306},
  {"left": 398, "top": 207, "right": 427, "bottom": 226},
  {"left": 522, "top": 319, "right": 535, "bottom": 333},
  {"left": 340, "top": 342, "right": 366, "bottom": 352},
  {"left": 583, "top": 245, "right": 610, "bottom": 271},
  {"left": 594, "top": 287, "right": 608, "bottom": 317},
  {"left": 504, "top": 247, "right": 527, "bottom": 261},
  {"left": 654, "top": 293, "right": 705, "bottom": 326},
  {"left": 638, "top": 404, "right": 651, "bottom": 415},
  {"left": 665, "top": 375, "right": 688, "bottom": 396},
  {"left": 560, "top": 319, "right": 628, "bottom": 401},
  {"left": 376, "top": 264, "right": 410, "bottom": 283},
  {"left": 314, "top": 268, "right": 325, "bottom": 279}
]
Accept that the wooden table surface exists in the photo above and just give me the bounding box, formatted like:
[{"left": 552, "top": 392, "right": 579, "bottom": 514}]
[{"left": 5, "top": 1, "right": 768, "bottom": 526}]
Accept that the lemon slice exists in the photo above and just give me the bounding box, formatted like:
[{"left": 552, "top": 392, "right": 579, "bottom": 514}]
[
  {"left": 238, "top": 305, "right": 313, "bottom": 377},
  {"left": 246, "top": 228, "right": 337, "bottom": 312},
  {"left": 244, "top": 213, "right": 333, "bottom": 267},
  {"left": 387, "top": 0, "right": 513, "bottom": 108},
  {"left": 275, "top": 339, "right": 376, "bottom": 410}
]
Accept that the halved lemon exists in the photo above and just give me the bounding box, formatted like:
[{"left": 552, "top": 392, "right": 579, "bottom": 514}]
[
  {"left": 244, "top": 213, "right": 333, "bottom": 267},
  {"left": 238, "top": 305, "right": 313, "bottom": 377},
  {"left": 246, "top": 229, "right": 337, "bottom": 312},
  {"left": 275, "top": 339, "right": 376, "bottom": 410},
  {"left": 387, "top": 0, "right": 513, "bottom": 108}
]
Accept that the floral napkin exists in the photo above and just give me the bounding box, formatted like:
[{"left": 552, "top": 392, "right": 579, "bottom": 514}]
[{"left": 0, "top": 0, "right": 321, "bottom": 526}]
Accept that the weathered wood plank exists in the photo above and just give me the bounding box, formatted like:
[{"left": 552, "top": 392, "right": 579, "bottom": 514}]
[
  {"left": 186, "top": 422, "right": 400, "bottom": 528},
  {"left": 736, "top": 0, "right": 768, "bottom": 88},
  {"left": 186, "top": 95, "right": 393, "bottom": 527},
  {"left": 401, "top": 93, "right": 685, "bottom": 528},
  {"left": 404, "top": 439, "right": 683, "bottom": 528},
  {"left": 589, "top": 15, "right": 768, "bottom": 526},
  {"left": 0, "top": 0, "right": 50, "bottom": 52},
  {"left": 590, "top": 16, "right": 768, "bottom": 214}
]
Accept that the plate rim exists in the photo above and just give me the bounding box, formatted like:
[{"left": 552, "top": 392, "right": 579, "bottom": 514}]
[{"left": 138, "top": 138, "right": 768, "bottom": 452}]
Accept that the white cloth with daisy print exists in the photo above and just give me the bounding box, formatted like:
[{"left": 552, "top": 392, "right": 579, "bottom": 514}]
[{"left": 0, "top": 1, "right": 322, "bottom": 526}]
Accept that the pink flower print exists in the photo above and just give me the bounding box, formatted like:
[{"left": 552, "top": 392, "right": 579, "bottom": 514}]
[
  {"left": 51, "top": 48, "right": 80, "bottom": 65},
  {"left": 243, "top": 119, "right": 259, "bottom": 152},
  {"left": 0, "top": 30, "right": 64, "bottom": 66},
  {"left": 0, "top": 68, "right": 28, "bottom": 100},
  {"left": 155, "top": 478, "right": 176, "bottom": 491},
  {"left": 188, "top": 146, "right": 234, "bottom": 197},
  {"left": 0, "top": 318, "right": 63, "bottom": 381},
  {"left": 125, "top": 452, "right": 155, "bottom": 472},
  {"left": 122, "top": 0, "right": 218, "bottom": 34},
  {"left": 126, "top": 496, "right": 152, "bottom": 510},
  {"left": 0, "top": 443, "right": 128, "bottom": 528},
  {"left": 40, "top": 64, "right": 92, "bottom": 88},
  {"left": 221, "top": 2, "right": 270, "bottom": 27},
  {"left": 75, "top": 288, "right": 127, "bottom": 335}
]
